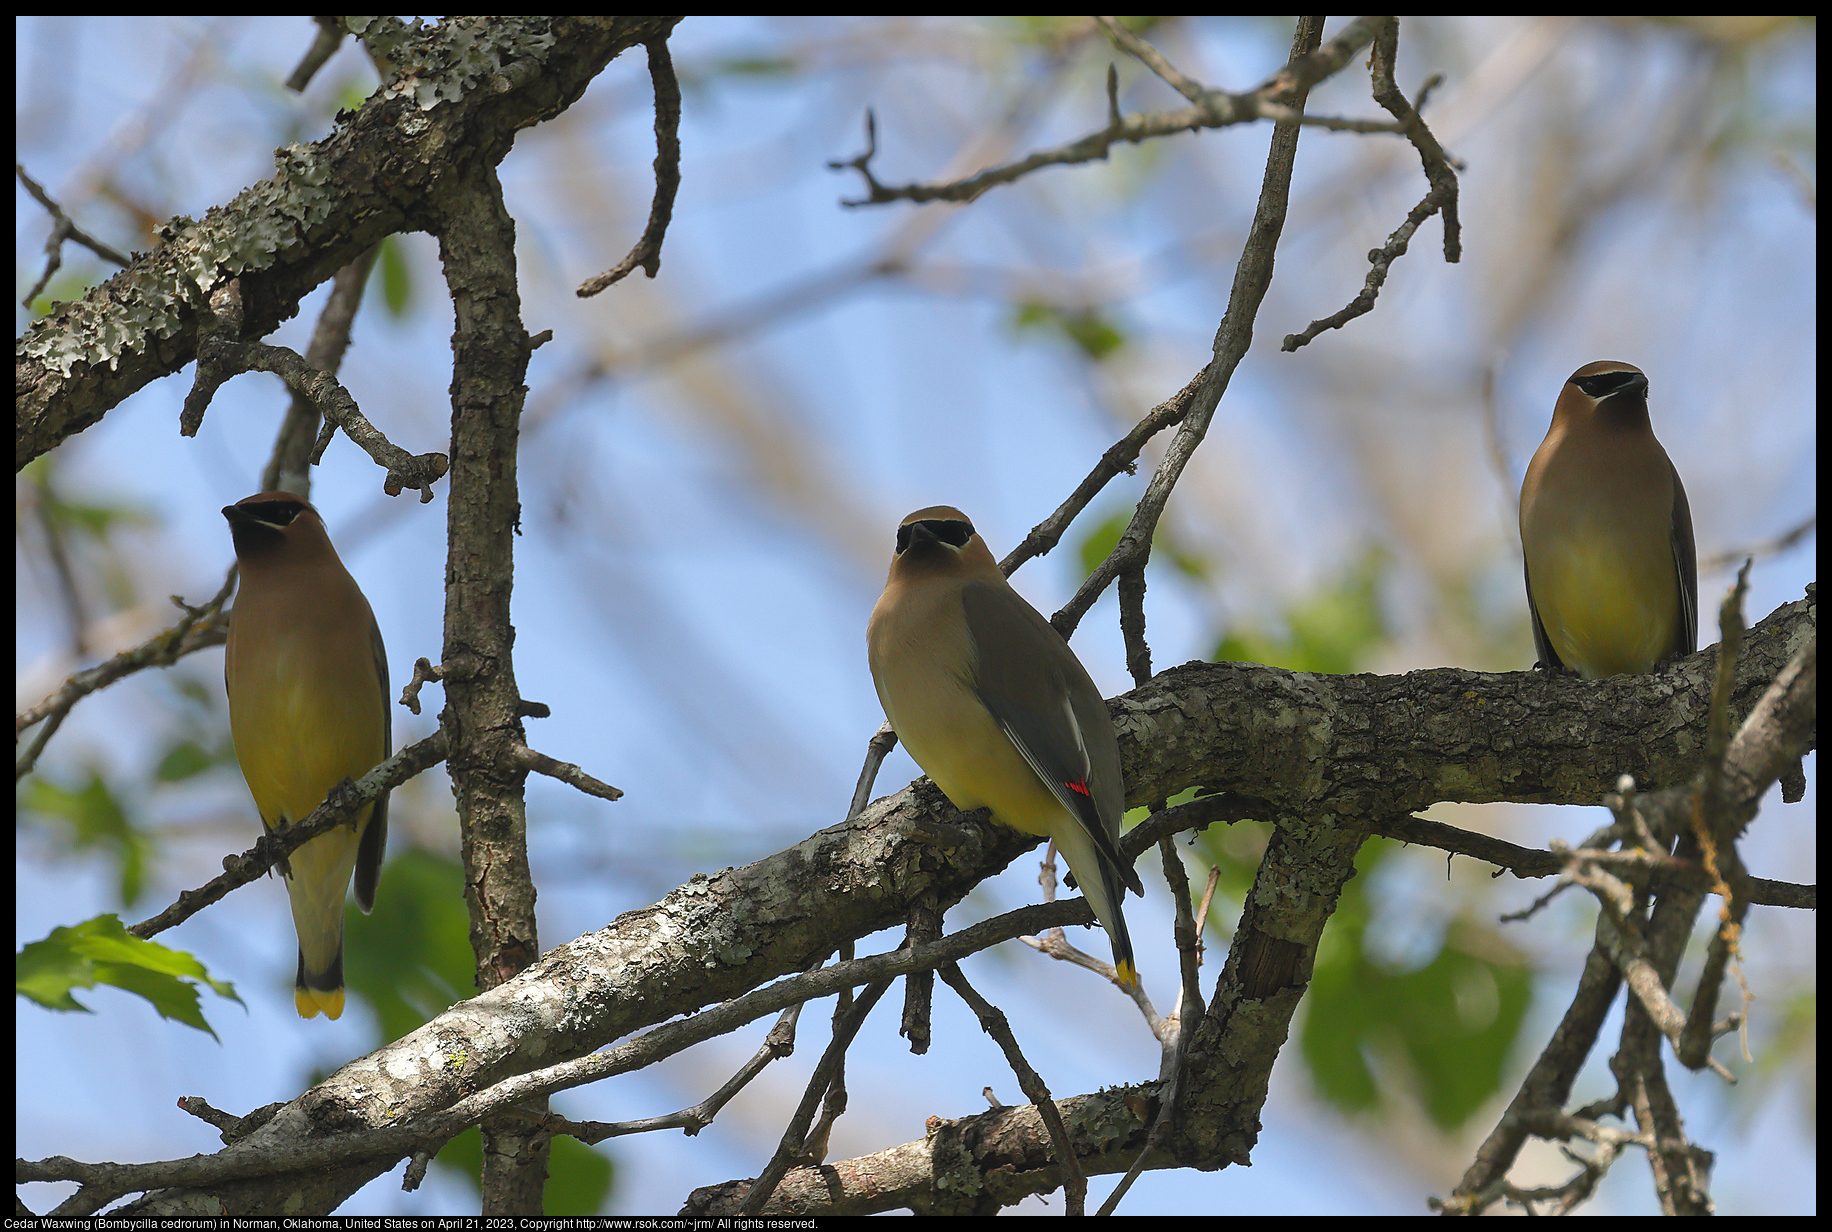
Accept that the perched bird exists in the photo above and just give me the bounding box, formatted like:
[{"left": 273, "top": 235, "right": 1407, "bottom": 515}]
[
  {"left": 867, "top": 506, "right": 1144, "bottom": 988},
  {"left": 223, "top": 493, "right": 390, "bottom": 1020},
  {"left": 1520, "top": 361, "right": 1697, "bottom": 679}
]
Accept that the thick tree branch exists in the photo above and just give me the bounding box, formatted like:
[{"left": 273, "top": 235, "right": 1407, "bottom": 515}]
[
  {"left": 433, "top": 165, "right": 544, "bottom": 1213},
  {"left": 56, "top": 592, "right": 1813, "bottom": 1215},
  {"left": 16, "top": 15, "right": 682, "bottom": 471}
]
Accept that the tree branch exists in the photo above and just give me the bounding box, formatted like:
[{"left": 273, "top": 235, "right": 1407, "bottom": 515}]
[
  {"left": 829, "top": 17, "right": 1391, "bottom": 209},
  {"left": 577, "top": 37, "right": 682, "bottom": 295},
  {"left": 52, "top": 590, "right": 1812, "bottom": 1215},
  {"left": 17, "top": 16, "right": 683, "bottom": 471}
]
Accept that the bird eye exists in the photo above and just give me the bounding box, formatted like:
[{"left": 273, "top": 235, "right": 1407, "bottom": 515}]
[
  {"left": 933, "top": 519, "right": 973, "bottom": 547},
  {"left": 894, "top": 516, "right": 975, "bottom": 555},
  {"left": 239, "top": 499, "right": 305, "bottom": 530},
  {"left": 1573, "top": 371, "right": 1643, "bottom": 400}
]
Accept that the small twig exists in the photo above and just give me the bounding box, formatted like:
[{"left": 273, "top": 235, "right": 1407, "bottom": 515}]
[
  {"left": 1442, "top": 1109, "right": 1653, "bottom": 1215},
  {"left": 1377, "top": 810, "right": 1812, "bottom": 911},
  {"left": 1441, "top": 920, "right": 1625, "bottom": 1212},
  {"left": 17, "top": 578, "right": 235, "bottom": 780},
  {"left": 1282, "top": 20, "right": 1462, "bottom": 351},
  {"left": 939, "top": 964, "right": 1088, "bottom": 1216},
  {"left": 1159, "top": 833, "right": 1207, "bottom": 1061},
  {"left": 845, "top": 722, "right": 899, "bottom": 822},
  {"left": 825, "top": 108, "right": 884, "bottom": 199},
  {"left": 517, "top": 746, "right": 623, "bottom": 802},
  {"left": 1118, "top": 563, "right": 1153, "bottom": 685},
  {"left": 801, "top": 988, "right": 853, "bottom": 1165},
  {"left": 1679, "top": 565, "right": 1757, "bottom": 1069},
  {"left": 182, "top": 334, "right": 448, "bottom": 500},
  {"left": 997, "top": 364, "right": 1208, "bottom": 577},
  {"left": 177, "top": 1096, "right": 286, "bottom": 1145},
  {"left": 284, "top": 16, "right": 347, "bottom": 93},
  {"left": 1366, "top": 21, "right": 1462, "bottom": 263},
  {"left": 400, "top": 656, "right": 446, "bottom": 715},
  {"left": 1050, "top": 6, "right": 1316, "bottom": 643},
  {"left": 556, "top": 999, "right": 807, "bottom": 1144},
  {"left": 1122, "top": 790, "right": 1813, "bottom": 914},
  {"left": 900, "top": 892, "right": 942, "bottom": 1055},
  {"left": 1098, "top": 833, "right": 1205, "bottom": 1215},
  {"left": 1698, "top": 513, "right": 1815, "bottom": 574},
  {"left": 578, "top": 38, "right": 682, "bottom": 296},
  {"left": 1699, "top": 562, "right": 1753, "bottom": 820},
  {"left": 740, "top": 976, "right": 894, "bottom": 1214},
  {"left": 17, "top": 162, "right": 133, "bottom": 308},
  {"left": 1095, "top": 16, "right": 1206, "bottom": 104},
  {"left": 1413, "top": 71, "right": 1445, "bottom": 112},
  {"left": 1118, "top": 790, "right": 1268, "bottom": 855},
  {"left": 830, "top": 17, "right": 1392, "bottom": 209},
  {"left": 1591, "top": 894, "right": 1729, "bottom": 1078},
  {"left": 262, "top": 245, "right": 382, "bottom": 496},
  {"left": 797, "top": 1098, "right": 844, "bottom": 1171},
  {"left": 1017, "top": 842, "right": 1136, "bottom": 990}
]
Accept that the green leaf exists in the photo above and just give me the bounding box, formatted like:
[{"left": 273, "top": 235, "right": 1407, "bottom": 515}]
[
  {"left": 35, "top": 479, "right": 154, "bottom": 539},
  {"left": 1298, "top": 839, "right": 1532, "bottom": 1129},
  {"left": 1009, "top": 299, "right": 1128, "bottom": 362},
  {"left": 1077, "top": 507, "right": 1130, "bottom": 576},
  {"left": 420, "top": 1095, "right": 616, "bottom": 1212},
  {"left": 21, "top": 764, "right": 158, "bottom": 906},
  {"left": 434, "top": 1125, "right": 482, "bottom": 1195},
  {"left": 1213, "top": 548, "right": 1388, "bottom": 674},
  {"left": 344, "top": 848, "right": 476, "bottom": 1043},
  {"left": 1074, "top": 506, "right": 1208, "bottom": 581},
  {"left": 711, "top": 55, "right": 797, "bottom": 77},
  {"left": 377, "top": 234, "right": 413, "bottom": 317},
  {"left": 545, "top": 1135, "right": 616, "bottom": 1215},
  {"left": 154, "top": 738, "right": 216, "bottom": 783},
  {"left": 16, "top": 915, "right": 241, "bottom": 1040},
  {"left": 172, "top": 676, "right": 219, "bottom": 710}
]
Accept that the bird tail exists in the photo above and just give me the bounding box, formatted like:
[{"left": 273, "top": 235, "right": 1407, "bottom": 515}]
[
  {"left": 282, "top": 824, "right": 362, "bottom": 1020},
  {"left": 1054, "top": 826, "right": 1140, "bottom": 990},
  {"left": 295, "top": 955, "right": 346, "bottom": 1020}
]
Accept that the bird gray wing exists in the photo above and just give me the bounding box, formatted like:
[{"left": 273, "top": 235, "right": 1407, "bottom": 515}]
[
  {"left": 961, "top": 582, "right": 1142, "bottom": 896},
  {"left": 353, "top": 612, "right": 390, "bottom": 912},
  {"left": 1669, "top": 461, "right": 1697, "bottom": 659},
  {"left": 1522, "top": 558, "right": 1566, "bottom": 672}
]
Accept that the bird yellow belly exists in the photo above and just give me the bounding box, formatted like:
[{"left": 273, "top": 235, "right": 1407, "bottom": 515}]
[{"left": 1533, "top": 539, "right": 1677, "bottom": 678}]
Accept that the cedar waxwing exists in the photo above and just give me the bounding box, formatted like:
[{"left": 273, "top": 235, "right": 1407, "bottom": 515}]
[
  {"left": 223, "top": 493, "right": 390, "bottom": 1020},
  {"left": 1520, "top": 361, "right": 1697, "bottom": 679},
  {"left": 867, "top": 507, "right": 1145, "bottom": 988}
]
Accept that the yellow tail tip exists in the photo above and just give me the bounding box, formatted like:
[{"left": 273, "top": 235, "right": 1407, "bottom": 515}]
[
  {"left": 1115, "top": 960, "right": 1140, "bottom": 991},
  {"left": 295, "top": 987, "right": 346, "bottom": 1020}
]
